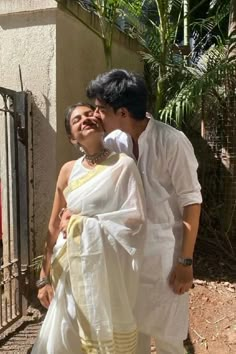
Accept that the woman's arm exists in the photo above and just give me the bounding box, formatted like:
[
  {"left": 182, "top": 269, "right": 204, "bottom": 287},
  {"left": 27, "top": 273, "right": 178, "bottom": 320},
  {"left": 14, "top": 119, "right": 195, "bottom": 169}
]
[{"left": 37, "top": 161, "right": 75, "bottom": 308}]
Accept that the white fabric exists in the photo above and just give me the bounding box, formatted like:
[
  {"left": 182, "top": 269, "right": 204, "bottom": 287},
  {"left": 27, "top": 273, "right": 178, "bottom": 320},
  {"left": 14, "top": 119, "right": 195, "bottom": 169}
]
[
  {"left": 32, "top": 153, "right": 146, "bottom": 354},
  {"left": 136, "top": 332, "right": 185, "bottom": 354},
  {"left": 104, "top": 117, "right": 202, "bottom": 340},
  {"left": 32, "top": 265, "right": 81, "bottom": 354}
]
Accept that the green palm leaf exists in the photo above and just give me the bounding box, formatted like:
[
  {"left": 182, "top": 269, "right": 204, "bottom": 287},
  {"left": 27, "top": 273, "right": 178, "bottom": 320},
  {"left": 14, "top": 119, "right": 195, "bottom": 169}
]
[{"left": 160, "top": 43, "right": 236, "bottom": 125}]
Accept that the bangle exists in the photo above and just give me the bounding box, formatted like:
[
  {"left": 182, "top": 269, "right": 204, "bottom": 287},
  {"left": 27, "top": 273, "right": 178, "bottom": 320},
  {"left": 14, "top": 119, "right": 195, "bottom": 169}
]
[
  {"left": 58, "top": 208, "right": 66, "bottom": 220},
  {"left": 36, "top": 277, "right": 50, "bottom": 289}
]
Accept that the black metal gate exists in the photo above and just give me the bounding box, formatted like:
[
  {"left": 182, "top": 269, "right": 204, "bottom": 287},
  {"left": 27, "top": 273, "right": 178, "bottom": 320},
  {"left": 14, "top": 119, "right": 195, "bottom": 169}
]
[{"left": 0, "top": 87, "right": 30, "bottom": 333}]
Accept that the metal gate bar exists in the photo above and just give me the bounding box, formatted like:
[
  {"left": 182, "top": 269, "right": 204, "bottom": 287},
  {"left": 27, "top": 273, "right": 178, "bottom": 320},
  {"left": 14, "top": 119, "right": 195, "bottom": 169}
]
[{"left": 0, "top": 87, "right": 29, "bottom": 334}]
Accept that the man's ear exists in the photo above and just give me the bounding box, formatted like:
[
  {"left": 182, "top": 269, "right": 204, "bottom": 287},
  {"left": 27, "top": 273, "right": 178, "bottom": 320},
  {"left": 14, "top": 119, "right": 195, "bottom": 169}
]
[{"left": 118, "top": 107, "right": 129, "bottom": 118}]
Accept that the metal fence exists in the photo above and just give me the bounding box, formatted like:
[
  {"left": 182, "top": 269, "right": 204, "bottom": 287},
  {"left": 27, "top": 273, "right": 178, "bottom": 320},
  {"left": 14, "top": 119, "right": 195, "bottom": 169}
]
[
  {"left": 0, "top": 87, "right": 30, "bottom": 333},
  {"left": 200, "top": 68, "right": 236, "bottom": 257}
]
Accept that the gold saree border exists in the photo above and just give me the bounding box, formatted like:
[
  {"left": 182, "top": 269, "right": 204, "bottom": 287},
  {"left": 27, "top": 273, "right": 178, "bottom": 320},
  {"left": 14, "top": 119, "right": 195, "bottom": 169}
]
[
  {"left": 51, "top": 214, "right": 84, "bottom": 289},
  {"left": 80, "top": 328, "right": 137, "bottom": 354},
  {"left": 50, "top": 243, "right": 67, "bottom": 289}
]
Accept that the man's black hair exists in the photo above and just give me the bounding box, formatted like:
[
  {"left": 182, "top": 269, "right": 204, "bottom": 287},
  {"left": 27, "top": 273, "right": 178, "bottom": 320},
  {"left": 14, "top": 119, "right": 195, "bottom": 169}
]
[
  {"left": 87, "top": 69, "right": 147, "bottom": 120},
  {"left": 64, "top": 102, "right": 94, "bottom": 135}
]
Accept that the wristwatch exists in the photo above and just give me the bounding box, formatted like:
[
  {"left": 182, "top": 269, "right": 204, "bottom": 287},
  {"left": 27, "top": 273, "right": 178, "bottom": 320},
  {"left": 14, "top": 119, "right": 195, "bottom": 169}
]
[{"left": 178, "top": 257, "right": 193, "bottom": 266}]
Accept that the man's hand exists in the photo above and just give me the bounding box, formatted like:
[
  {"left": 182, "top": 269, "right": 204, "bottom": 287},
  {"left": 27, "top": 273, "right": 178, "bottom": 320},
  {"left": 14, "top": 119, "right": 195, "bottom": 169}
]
[
  {"left": 59, "top": 209, "right": 72, "bottom": 238},
  {"left": 169, "top": 263, "right": 193, "bottom": 295},
  {"left": 38, "top": 284, "right": 54, "bottom": 308}
]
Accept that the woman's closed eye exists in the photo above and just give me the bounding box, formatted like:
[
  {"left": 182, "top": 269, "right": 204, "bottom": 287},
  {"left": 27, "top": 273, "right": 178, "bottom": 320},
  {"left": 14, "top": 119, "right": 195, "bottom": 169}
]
[
  {"left": 85, "top": 110, "right": 94, "bottom": 117},
  {"left": 72, "top": 116, "right": 81, "bottom": 125}
]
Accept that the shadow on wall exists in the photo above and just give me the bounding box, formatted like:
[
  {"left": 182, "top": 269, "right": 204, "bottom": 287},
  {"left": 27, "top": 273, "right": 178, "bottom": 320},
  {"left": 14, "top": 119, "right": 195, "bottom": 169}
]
[
  {"left": 187, "top": 129, "right": 236, "bottom": 283},
  {"left": 30, "top": 96, "right": 57, "bottom": 259},
  {"left": 0, "top": 11, "right": 55, "bottom": 30}
]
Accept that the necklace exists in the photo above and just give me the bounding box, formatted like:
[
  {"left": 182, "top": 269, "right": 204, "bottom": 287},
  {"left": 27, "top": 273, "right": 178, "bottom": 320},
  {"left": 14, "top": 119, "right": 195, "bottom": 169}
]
[{"left": 84, "top": 148, "right": 110, "bottom": 166}]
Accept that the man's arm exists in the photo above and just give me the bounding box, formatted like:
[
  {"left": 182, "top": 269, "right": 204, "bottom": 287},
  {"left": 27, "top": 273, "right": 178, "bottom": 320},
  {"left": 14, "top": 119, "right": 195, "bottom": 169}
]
[
  {"left": 165, "top": 130, "right": 202, "bottom": 295},
  {"left": 169, "top": 203, "right": 201, "bottom": 294},
  {"left": 181, "top": 203, "right": 201, "bottom": 258}
]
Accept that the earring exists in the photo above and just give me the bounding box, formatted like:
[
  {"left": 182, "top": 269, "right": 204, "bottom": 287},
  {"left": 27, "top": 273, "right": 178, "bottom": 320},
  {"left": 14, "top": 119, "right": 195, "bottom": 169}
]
[{"left": 79, "top": 146, "right": 85, "bottom": 154}]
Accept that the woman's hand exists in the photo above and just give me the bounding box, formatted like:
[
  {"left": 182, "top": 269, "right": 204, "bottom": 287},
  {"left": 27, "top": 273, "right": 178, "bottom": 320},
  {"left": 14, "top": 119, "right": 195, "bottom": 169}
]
[{"left": 38, "top": 283, "right": 54, "bottom": 309}]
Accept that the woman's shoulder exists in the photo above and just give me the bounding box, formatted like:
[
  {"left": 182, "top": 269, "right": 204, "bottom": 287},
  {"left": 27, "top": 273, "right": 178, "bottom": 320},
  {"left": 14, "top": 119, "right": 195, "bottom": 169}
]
[
  {"left": 60, "top": 160, "right": 77, "bottom": 175},
  {"left": 58, "top": 160, "right": 77, "bottom": 187}
]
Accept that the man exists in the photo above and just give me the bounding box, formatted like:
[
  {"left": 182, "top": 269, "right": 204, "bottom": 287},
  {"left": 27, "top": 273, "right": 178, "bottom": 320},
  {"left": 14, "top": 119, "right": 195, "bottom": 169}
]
[{"left": 86, "top": 69, "right": 202, "bottom": 354}]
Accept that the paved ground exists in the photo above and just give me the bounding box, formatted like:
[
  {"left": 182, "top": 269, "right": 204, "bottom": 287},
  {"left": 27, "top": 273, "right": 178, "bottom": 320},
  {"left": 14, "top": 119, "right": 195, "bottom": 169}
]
[{"left": 0, "top": 306, "right": 44, "bottom": 354}]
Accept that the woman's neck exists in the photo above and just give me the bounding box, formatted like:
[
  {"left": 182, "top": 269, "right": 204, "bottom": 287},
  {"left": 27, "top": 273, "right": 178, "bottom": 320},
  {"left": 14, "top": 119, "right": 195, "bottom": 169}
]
[{"left": 81, "top": 142, "right": 105, "bottom": 156}]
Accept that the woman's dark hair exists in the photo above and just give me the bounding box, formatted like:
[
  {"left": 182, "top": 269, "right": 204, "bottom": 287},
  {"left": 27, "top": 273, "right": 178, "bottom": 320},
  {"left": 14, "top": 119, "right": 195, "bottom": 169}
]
[
  {"left": 64, "top": 102, "right": 94, "bottom": 135},
  {"left": 86, "top": 69, "right": 147, "bottom": 120}
]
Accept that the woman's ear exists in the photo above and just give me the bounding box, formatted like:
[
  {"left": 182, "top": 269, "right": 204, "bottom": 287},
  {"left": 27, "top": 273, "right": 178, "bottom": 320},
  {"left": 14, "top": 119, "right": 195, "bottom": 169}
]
[{"left": 69, "top": 135, "right": 77, "bottom": 145}]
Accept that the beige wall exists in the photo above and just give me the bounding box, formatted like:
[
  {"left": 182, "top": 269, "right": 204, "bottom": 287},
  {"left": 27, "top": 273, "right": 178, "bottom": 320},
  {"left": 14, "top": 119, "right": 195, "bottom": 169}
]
[{"left": 0, "top": 1, "right": 143, "bottom": 256}]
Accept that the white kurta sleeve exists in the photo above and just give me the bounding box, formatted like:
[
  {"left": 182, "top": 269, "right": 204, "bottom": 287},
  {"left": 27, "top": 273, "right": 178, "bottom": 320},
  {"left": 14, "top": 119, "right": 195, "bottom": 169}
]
[
  {"left": 104, "top": 130, "right": 134, "bottom": 157},
  {"left": 166, "top": 131, "right": 202, "bottom": 209}
]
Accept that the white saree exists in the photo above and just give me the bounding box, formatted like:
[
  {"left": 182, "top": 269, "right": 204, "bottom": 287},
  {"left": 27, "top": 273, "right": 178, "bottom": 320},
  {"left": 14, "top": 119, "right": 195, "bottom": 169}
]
[{"left": 32, "top": 153, "right": 146, "bottom": 354}]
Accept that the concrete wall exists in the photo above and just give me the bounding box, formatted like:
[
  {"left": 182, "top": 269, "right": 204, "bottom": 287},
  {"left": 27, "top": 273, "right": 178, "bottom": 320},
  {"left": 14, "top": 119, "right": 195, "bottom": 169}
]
[{"left": 0, "top": 1, "right": 143, "bottom": 256}]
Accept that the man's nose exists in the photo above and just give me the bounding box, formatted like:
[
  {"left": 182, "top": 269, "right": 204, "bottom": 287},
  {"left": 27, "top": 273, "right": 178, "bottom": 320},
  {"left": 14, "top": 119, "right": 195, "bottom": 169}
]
[{"left": 94, "top": 108, "right": 101, "bottom": 117}]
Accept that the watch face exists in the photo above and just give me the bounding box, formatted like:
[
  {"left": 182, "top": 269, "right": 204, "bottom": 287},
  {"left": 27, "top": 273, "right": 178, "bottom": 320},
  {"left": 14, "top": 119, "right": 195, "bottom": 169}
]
[
  {"left": 184, "top": 259, "right": 193, "bottom": 266},
  {"left": 178, "top": 257, "right": 193, "bottom": 266}
]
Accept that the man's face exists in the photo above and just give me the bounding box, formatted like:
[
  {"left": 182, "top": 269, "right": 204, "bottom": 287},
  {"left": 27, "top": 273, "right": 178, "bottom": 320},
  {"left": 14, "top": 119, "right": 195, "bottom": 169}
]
[{"left": 94, "top": 99, "right": 121, "bottom": 133}]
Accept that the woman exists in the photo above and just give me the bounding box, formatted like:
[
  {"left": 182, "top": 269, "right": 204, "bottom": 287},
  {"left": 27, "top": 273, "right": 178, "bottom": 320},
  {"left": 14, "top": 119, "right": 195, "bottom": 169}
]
[{"left": 32, "top": 103, "right": 146, "bottom": 354}]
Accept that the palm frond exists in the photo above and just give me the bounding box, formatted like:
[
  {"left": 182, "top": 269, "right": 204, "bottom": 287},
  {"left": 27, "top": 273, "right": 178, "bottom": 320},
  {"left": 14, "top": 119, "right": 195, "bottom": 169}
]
[
  {"left": 160, "top": 45, "right": 236, "bottom": 125},
  {"left": 29, "top": 255, "right": 43, "bottom": 274},
  {"left": 168, "top": 0, "right": 183, "bottom": 13},
  {"left": 119, "top": 0, "right": 146, "bottom": 36}
]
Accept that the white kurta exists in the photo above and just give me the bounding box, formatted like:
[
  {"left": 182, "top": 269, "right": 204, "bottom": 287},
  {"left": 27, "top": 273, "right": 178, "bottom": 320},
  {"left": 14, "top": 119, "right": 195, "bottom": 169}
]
[{"left": 104, "top": 117, "right": 202, "bottom": 341}]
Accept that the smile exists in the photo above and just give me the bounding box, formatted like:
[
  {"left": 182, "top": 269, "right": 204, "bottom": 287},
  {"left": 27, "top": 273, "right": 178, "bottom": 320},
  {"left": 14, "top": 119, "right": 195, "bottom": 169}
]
[{"left": 82, "top": 122, "right": 99, "bottom": 130}]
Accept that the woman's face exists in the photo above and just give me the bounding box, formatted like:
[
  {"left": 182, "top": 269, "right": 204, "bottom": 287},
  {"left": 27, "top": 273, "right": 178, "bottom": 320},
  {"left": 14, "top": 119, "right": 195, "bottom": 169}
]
[{"left": 69, "top": 106, "right": 103, "bottom": 145}]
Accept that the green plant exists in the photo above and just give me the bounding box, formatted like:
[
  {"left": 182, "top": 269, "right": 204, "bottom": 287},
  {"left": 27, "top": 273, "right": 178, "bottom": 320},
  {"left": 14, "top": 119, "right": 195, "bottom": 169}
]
[
  {"left": 122, "top": 0, "right": 185, "bottom": 117},
  {"left": 29, "top": 255, "right": 43, "bottom": 275},
  {"left": 160, "top": 39, "right": 236, "bottom": 126},
  {"left": 120, "top": 0, "right": 233, "bottom": 127}
]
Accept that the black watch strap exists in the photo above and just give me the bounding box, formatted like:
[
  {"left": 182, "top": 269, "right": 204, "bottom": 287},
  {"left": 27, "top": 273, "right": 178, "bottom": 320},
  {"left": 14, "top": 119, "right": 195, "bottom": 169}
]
[{"left": 178, "top": 257, "right": 193, "bottom": 266}]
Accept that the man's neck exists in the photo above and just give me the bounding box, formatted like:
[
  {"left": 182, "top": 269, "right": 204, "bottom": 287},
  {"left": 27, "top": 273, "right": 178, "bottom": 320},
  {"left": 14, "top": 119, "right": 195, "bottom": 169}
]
[
  {"left": 124, "top": 117, "right": 149, "bottom": 143},
  {"left": 121, "top": 117, "right": 149, "bottom": 160}
]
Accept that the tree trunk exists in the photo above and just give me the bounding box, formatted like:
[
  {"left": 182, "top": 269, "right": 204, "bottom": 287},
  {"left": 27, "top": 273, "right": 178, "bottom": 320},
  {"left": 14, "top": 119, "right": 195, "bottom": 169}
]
[
  {"left": 228, "top": 0, "right": 236, "bottom": 59},
  {"left": 183, "top": 0, "right": 189, "bottom": 46}
]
